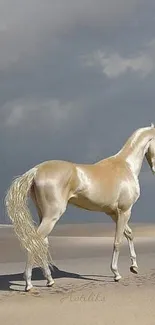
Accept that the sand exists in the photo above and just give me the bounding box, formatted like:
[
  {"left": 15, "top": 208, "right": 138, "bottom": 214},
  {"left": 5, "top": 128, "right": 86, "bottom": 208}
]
[{"left": 0, "top": 223, "right": 155, "bottom": 325}]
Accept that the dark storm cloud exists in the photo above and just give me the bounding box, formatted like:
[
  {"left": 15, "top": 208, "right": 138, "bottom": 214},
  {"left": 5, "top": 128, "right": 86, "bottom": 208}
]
[{"left": 1, "top": 0, "right": 155, "bottom": 223}]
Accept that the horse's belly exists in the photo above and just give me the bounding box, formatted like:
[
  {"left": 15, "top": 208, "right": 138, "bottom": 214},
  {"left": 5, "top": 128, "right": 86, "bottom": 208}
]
[
  {"left": 69, "top": 195, "right": 116, "bottom": 215},
  {"left": 69, "top": 196, "right": 103, "bottom": 211}
]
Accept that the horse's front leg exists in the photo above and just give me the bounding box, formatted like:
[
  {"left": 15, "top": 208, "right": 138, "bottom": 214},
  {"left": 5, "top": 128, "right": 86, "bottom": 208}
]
[
  {"left": 111, "top": 208, "right": 131, "bottom": 281},
  {"left": 124, "top": 224, "right": 138, "bottom": 274}
]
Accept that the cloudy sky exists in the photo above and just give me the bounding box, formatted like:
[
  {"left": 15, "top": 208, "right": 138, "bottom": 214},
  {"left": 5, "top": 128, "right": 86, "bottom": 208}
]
[{"left": 1, "top": 0, "right": 155, "bottom": 224}]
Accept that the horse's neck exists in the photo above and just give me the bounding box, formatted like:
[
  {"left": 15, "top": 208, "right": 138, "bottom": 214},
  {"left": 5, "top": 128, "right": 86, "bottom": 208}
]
[{"left": 117, "top": 130, "right": 153, "bottom": 177}]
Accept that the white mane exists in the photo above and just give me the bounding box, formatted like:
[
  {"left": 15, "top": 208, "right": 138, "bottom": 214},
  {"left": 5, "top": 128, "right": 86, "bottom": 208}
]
[{"left": 130, "top": 124, "right": 154, "bottom": 146}]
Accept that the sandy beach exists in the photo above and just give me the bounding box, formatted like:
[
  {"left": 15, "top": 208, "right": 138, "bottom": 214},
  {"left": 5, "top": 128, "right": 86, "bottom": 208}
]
[{"left": 0, "top": 223, "right": 155, "bottom": 325}]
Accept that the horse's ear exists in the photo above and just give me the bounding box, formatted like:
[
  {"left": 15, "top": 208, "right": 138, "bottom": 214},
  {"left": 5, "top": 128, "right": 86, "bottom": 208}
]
[{"left": 151, "top": 123, "right": 154, "bottom": 128}]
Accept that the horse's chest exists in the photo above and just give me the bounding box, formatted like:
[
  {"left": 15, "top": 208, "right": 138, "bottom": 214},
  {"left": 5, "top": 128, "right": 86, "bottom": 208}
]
[
  {"left": 130, "top": 175, "right": 140, "bottom": 201},
  {"left": 119, "top": 176, "right": 140, "bottom": 210}
]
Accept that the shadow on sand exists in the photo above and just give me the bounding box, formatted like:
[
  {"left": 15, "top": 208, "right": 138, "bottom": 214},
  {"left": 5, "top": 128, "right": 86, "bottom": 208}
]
[{"left": 0, "top": 264, "right": 113, "bottom": 292}]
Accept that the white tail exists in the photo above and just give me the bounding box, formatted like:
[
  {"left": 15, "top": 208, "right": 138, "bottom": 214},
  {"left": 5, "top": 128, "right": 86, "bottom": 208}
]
[{"left": 5, "top": 167, "right": 49, "bottom": 267}]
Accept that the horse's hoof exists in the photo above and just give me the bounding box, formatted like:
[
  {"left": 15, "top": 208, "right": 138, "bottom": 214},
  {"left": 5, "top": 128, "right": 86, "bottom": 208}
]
[
  {"left": 114, "top": 275, "right": 122, "bottom": 282},
  {"left": 46, "top": 280, "right": 55, "bottom": 287},
  {"left": 130, "top": 266, "right": 138, "bottom": 274},
  {"left": 25, "top": 287, "right": 40, "bottom": 296},
  {"left": 25, "top": 285, "right": 34, "bottom": 292}
]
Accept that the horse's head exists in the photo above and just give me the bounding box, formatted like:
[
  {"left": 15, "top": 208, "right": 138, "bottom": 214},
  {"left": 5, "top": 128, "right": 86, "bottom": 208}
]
[{"left": 146, "top": 136, "right": 155, "bottom": 174}]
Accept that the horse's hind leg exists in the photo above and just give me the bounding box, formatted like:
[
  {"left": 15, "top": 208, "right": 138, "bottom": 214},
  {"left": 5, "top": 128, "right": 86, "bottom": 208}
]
[
  {"left": 24, "top": 204, "right": 66, "bottom": 291},
  {"left": 37, "top": 199, "right": 67, "bottom": 283},
  {"left": 40, "top": 201, "right": 68, "bottom": 282},
  {"left": 24, "top": 187, "right": 43, "bottom": 292},
  {"left": 24, "top": 254, "right": 34, "bottom": 292},
  {"left": 24, "top": 186, "right": 66, "bottom": 291},
  {"left": 37, "top": 216, "right": 59, "bottom": 287}
]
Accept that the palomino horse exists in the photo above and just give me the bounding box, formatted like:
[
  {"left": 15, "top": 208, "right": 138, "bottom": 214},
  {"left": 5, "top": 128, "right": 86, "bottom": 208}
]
[{"left": 5, "top": 124, "right": 155, "bottom": 291}]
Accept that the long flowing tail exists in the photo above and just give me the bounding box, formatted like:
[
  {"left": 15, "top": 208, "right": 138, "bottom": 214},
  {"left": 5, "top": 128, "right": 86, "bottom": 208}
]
[{"left": 5, "top": 166, "right": 49, "bottom": 267}]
